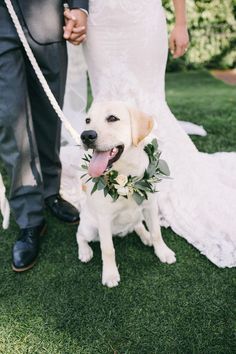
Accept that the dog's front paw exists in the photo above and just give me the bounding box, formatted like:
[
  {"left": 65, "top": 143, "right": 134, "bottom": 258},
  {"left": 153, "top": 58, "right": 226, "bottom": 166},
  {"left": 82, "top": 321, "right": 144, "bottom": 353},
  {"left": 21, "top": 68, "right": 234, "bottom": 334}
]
[
  {"left": 155, "top": 244, "right": 176, "bottom": 264},
  {"left": 78, "top": 244, "right": 93, "bottom": 263},
  {"left": 102, "top": 267, "right": 120, "bottom": 288},
  {"left": 140, "top": 231, "right": 152, "bottom": 247}
]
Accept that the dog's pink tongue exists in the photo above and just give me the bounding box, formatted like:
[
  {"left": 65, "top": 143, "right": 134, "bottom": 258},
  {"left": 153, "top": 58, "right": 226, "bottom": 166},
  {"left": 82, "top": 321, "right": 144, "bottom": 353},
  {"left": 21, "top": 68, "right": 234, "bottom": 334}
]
[{"left": 88, "top": 151, "right": 111, "bottom": 177}]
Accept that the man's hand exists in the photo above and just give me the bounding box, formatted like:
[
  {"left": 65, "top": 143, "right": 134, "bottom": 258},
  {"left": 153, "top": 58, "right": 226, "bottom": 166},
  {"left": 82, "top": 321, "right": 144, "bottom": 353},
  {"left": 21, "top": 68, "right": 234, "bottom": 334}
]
[
  {"left": 64, "top": 9, "right": 87, "bottom": 45},
  {"left": 169, "top": 24, "right": 189, "bottom": 58}
]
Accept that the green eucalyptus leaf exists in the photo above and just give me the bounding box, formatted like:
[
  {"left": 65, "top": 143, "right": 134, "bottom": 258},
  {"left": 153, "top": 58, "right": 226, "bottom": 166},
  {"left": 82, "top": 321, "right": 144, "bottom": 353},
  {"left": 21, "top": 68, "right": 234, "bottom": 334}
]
[
  {"left": 91, "top": 182, "right": 98, "bottom": 195},
  {"left": 104, "top": 187, "right": 109, "bottom": 197},
  {"left": 151, "top": 138, "right": 158, "bottom": 150},
  {"left": 97, "top": 178, "right": 106, "bottom": 190},
  {"left": 135, "top": 180, "right": 151, "bottom": 190},
  {"left": 146, "top": 163, "right": 156, "bottom": 177},
  {"left": 132, "top": 192, "right": 145, "bottom": 205},
  {"left": 158, "top": 159, "right": 170, "bottom": 176},
  {"left": 109, "top": 170, "right": 119, "bottom": 180},
  {"left": 86, "top": 177, "right": 92, "bottom": 183},
  {"left": 80, "top": 173, "right": 87, "bottom": 179}
]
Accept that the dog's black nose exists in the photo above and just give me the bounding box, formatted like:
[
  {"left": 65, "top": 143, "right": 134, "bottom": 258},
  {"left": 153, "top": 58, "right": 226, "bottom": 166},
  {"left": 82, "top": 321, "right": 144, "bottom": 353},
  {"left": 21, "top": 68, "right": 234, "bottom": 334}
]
[{"left": 81, "top": 130, "right": 98, "bottom": 147}]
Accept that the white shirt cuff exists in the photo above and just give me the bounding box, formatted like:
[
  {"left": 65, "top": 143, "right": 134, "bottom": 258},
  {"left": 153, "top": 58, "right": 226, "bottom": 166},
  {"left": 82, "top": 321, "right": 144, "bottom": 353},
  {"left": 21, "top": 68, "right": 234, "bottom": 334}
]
[{"left": 80, "top": 8, "right": 88, "bottom": 16}]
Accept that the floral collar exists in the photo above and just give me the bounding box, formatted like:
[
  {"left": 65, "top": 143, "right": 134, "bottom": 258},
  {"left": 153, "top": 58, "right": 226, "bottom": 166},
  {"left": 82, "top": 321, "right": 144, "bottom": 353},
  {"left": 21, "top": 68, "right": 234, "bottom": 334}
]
[{"left": 81, "top": 139, "right": 170, "bottom": 205}]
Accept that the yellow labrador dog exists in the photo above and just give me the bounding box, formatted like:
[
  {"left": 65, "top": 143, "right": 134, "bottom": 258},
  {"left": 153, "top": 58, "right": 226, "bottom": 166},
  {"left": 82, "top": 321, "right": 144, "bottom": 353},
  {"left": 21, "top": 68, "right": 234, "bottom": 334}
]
[{"left": 77, "top": 101, "right": 176, "bottom": 287}]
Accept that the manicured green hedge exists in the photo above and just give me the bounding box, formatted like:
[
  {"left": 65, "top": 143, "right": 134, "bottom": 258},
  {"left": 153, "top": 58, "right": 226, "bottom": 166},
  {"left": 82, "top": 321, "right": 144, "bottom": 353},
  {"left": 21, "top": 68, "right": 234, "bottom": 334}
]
[{"left": 163, "top": 0, "right": 236, "bottom": 70}]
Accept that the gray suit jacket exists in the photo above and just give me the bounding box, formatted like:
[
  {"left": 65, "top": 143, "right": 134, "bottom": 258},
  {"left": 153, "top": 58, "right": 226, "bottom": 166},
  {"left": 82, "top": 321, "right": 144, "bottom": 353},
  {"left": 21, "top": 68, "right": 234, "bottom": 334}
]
[{"left": 15, "top": 0, "right": 89, "bottom": 44}]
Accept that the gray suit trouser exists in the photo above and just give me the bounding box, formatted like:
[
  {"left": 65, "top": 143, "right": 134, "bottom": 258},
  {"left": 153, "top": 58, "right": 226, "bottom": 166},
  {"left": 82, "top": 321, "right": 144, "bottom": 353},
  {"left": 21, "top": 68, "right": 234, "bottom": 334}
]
[{"left": 0, "top": 2, "right": 67, "bottom": 228}]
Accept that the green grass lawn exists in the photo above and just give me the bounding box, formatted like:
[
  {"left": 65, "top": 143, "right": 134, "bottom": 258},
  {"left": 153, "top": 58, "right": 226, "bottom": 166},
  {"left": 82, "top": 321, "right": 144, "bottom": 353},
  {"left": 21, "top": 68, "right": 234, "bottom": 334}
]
[{"left": 0, "top": 71, "right": 236, "bottom": 354}]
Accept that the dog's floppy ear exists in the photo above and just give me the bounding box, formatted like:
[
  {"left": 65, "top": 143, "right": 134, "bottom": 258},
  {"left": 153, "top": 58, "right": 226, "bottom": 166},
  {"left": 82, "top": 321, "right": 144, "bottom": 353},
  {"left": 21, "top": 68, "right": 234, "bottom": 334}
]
[{"left": 128, "top": 107, "right": 154, "bottom": 146}]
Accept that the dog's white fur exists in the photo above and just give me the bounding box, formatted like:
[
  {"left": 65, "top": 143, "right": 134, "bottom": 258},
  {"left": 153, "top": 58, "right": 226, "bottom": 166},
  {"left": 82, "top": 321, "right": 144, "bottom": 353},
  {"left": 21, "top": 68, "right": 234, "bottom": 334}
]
[{"left": 77, "top": 101, "right": 176, "bottom": 287}]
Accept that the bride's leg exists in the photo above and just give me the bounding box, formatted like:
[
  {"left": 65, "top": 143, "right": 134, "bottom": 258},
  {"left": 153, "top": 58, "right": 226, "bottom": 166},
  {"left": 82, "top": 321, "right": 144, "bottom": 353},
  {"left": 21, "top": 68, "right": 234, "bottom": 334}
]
[{"left": 62, "top": 43, "right": 87, "bottom": 145}]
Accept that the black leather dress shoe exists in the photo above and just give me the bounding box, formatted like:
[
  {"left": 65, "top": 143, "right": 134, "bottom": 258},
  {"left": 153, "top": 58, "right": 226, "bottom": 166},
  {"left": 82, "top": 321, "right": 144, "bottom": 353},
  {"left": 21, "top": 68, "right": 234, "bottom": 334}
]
[
  {"left": 45, "top": 194, "right": 80, "bottom": 224},
  {"left": 12, "top": 222, "right": 47, "bottom": 272}
]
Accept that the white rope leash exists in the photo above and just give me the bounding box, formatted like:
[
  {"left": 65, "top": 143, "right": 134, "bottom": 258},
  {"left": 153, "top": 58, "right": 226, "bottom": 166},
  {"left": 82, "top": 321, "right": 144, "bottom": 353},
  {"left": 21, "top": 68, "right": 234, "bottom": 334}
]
[
  {"left": 0, "top": 0, "right": 82, "bottom": 229},
  {"left": 4, "top": 0, "right": 81, "bottom": 145},
  {"left": 0, "top": 174, "right": 10, "bottom": 229}
]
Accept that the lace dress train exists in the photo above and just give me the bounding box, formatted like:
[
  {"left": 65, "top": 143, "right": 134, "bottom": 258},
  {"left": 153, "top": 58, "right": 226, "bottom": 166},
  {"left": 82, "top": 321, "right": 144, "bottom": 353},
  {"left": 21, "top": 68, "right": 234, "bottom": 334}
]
[{"left": 61, "top": 0, "right": 236, "bottom": 267}]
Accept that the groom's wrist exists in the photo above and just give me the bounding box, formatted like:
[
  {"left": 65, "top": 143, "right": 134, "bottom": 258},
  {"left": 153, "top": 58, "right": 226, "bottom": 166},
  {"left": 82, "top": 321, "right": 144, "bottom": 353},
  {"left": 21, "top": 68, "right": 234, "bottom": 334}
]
[{"left": 68, "top": 0, "right": 89, "bottom": 12}]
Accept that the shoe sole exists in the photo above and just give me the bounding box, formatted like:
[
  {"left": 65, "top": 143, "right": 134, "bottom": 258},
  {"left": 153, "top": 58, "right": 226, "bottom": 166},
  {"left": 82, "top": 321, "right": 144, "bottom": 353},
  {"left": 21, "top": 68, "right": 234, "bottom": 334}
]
[
  {"left": 50, "top": 212, "right": 80, "bottom": 225},
  {"left": 12, "top": 260, "right": 37, "bottom": 273},
  {"left": 12, "top": 224, "right": 47, "bottom": 273}
]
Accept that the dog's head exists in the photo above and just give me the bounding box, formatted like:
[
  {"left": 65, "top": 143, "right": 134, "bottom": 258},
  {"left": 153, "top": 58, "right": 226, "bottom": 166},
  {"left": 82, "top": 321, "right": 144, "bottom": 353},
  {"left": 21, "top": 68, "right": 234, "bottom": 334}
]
[{"left": 81, "top": 101, "right": 154, "bottom": 177}]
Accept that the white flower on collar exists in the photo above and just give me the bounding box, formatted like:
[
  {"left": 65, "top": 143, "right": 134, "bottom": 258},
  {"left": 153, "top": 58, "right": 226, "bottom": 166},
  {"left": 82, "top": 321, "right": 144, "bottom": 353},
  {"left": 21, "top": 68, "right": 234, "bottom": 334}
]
[
  {"left": 115, "top": 174, "right": 128, "bottom": 187},
  {"left": 115, "top": 186, "right": 129, "bottom": 196}
]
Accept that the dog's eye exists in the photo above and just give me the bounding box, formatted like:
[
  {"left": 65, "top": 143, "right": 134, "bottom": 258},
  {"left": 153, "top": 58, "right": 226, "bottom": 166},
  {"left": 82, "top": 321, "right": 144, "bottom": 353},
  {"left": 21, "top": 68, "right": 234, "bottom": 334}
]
[
  {"left": 107, "top": 115, "right": 120, "bottom": 123},
  {"left": 85, "top": 118, "right": 91, "bottom": 124}
]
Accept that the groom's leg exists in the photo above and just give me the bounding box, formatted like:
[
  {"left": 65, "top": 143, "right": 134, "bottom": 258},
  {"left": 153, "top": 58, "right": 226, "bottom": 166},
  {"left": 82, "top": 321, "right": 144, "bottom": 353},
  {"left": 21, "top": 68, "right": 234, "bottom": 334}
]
[
  {"left": 0, "top": 4, "right": 44, "bottom": 228},
  {"left": 25, "top": 38, "right": 68, "bottom": 198},
  {"left": 23, "top": 19, "right": 79, "bottom": 225}
]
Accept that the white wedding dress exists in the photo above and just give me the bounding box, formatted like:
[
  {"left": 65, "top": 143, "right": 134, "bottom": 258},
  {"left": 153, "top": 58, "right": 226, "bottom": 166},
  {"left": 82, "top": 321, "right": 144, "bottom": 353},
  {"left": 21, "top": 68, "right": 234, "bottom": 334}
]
[{"left": 61, "top": 0, "right": 236, "bottom": 268}]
